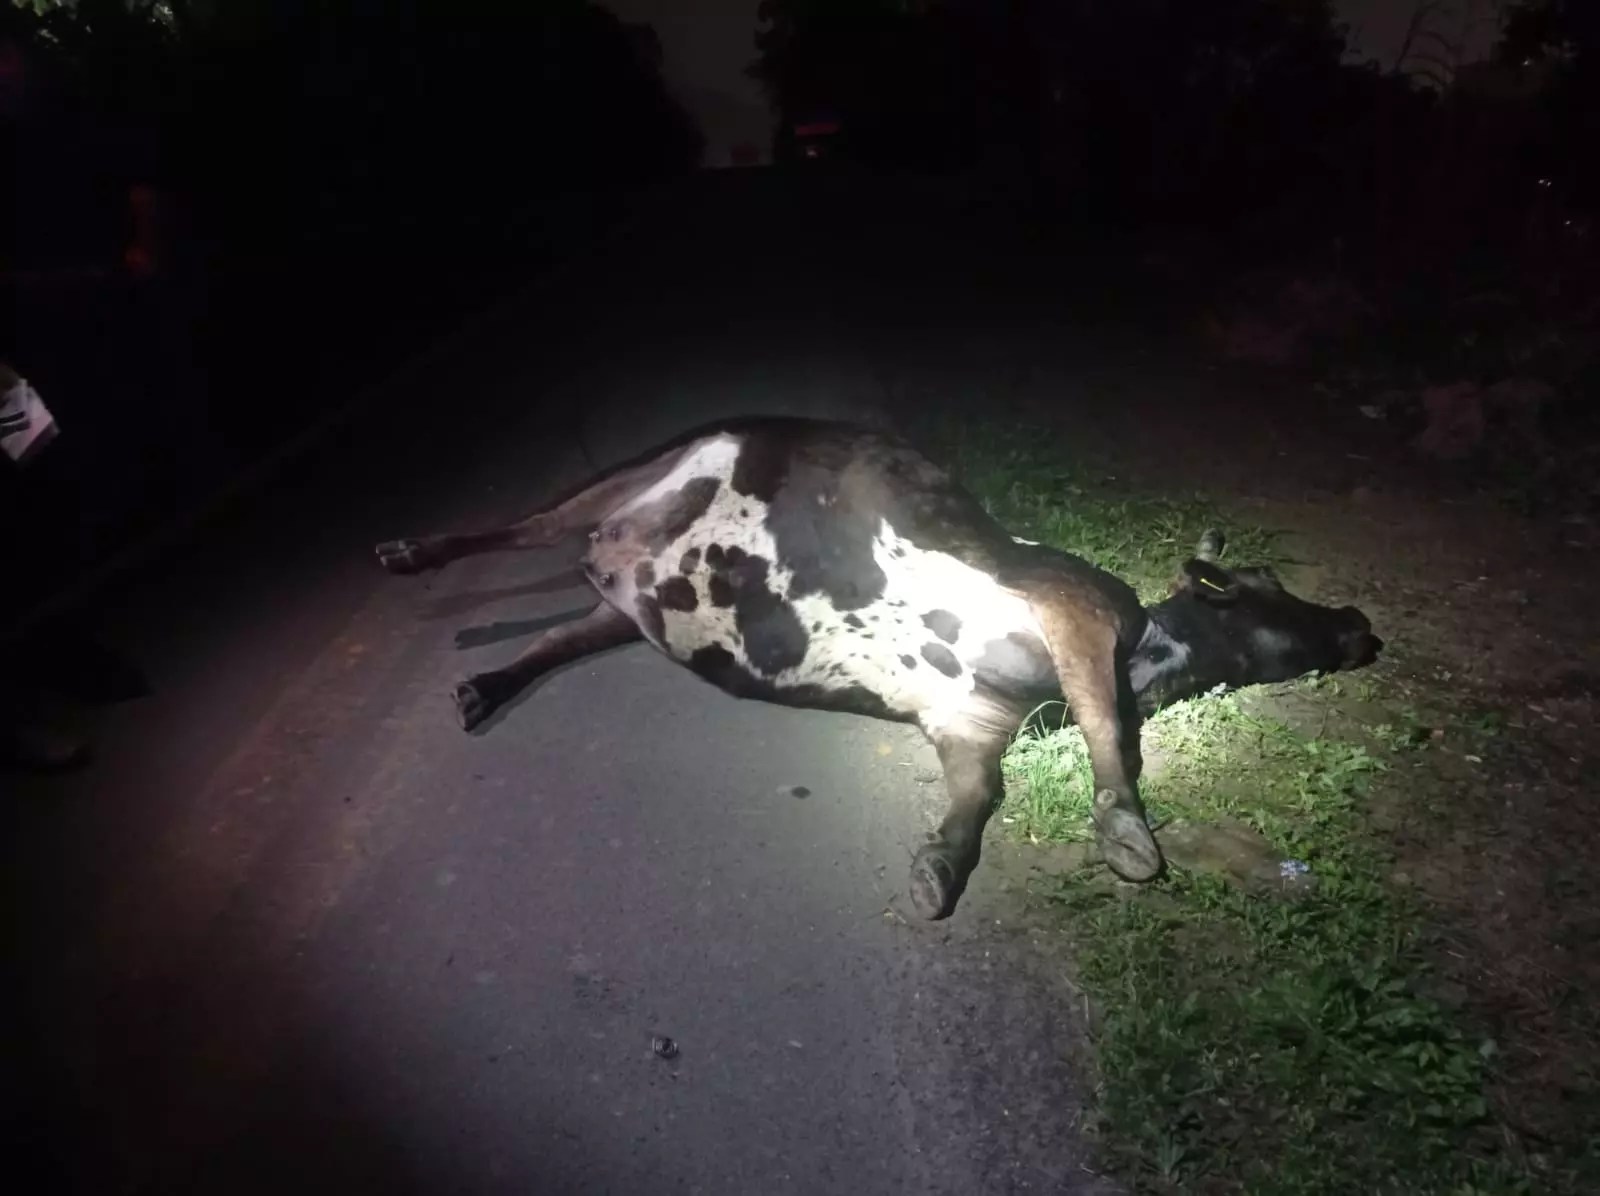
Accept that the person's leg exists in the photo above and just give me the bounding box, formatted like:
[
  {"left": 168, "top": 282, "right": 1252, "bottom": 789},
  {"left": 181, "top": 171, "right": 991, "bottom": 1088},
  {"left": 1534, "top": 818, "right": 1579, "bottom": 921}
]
[{"left": 1, "top": 364, "right": 92, "bottom": 774}]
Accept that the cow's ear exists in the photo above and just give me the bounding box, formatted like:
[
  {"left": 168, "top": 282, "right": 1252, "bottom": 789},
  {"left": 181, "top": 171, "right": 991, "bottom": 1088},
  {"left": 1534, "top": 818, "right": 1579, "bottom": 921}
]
[
  {"left": 1233, "top": 565, "right": 1286, "bottom": 594},
  {"left": 1178, "top": 559, "right": 1241, "bottom": 604}
]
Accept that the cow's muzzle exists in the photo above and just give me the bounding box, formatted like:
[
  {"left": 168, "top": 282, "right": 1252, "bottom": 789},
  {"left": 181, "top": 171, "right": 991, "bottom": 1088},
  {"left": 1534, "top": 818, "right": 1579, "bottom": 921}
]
[{"left": 1335, "top": 607, "right": 1383, "bottom": 669}]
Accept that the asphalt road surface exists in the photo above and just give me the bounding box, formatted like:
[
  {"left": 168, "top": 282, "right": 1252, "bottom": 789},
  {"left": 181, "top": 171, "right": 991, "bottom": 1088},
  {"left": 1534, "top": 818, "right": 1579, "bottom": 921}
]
[{"left": 3, "top": 170, "right": 1118, "bottom": 1195}]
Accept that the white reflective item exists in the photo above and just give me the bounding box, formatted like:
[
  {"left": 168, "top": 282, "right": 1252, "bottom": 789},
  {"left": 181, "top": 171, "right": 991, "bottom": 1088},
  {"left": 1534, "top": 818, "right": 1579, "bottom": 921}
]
[{"left": 0, "top": 376, "right": 59, "bottom": 464}]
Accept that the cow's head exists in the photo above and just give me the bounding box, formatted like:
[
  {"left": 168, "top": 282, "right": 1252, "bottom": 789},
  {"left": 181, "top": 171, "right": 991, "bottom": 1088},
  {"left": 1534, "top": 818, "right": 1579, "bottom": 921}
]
[{"left": 1131, "top": 530, "right": 1382, "bottom": 712}]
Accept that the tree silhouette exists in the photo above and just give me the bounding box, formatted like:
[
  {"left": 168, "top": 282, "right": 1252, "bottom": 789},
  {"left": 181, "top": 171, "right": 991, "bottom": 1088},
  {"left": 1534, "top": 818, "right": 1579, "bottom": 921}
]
[
  {"left": 4, "top": 0, "right": 702, "bottom": 276},
  {"left": 1497, "top": 0, "right": 1598, "bottom": 210},
  {"left": 749, "top": 0, "right": 1350, "bottom": 228}
]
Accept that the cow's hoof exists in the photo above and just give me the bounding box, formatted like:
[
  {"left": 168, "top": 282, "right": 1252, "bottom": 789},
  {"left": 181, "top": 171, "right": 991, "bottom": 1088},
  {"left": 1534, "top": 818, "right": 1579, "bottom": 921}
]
[
  {"left": 375, "top": 538, "right": 433, "bottom": 575},
  {"left": 454, "top": 679, "right": 494, "bottom": 732},
  {"left": 909, "top": 845, "right": 963, "bottom": 920},
  {"left": 1093, "top": 791, "right": 1163, "bottom": 883}
]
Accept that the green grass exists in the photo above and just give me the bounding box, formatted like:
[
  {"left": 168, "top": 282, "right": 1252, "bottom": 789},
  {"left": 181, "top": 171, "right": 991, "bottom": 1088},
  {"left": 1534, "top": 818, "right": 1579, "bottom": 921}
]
[
  {"left": 929, "top": 418, "right": 1558, "bottom": 1194},
  {"left": 927, "top": 415, "right": 1279, "bottom": 602}
]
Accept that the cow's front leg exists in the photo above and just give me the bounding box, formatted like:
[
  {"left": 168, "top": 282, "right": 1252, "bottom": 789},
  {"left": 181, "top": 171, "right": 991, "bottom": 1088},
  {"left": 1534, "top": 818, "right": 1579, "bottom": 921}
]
[
  {"left": 455, "top": 603, "right": 641, "bottom": 731},
  {"left": 376, "top": 447, "right": 692, "bottom": 575},
  {"left": 909, "top": 711, "right": 1016, "bottom": 920},
  {"left": 1033, "top": 602, "right": 1162, "bottom": 883},
  {"left": 376, "top": 528, "right": 528, "bottom": 575}
]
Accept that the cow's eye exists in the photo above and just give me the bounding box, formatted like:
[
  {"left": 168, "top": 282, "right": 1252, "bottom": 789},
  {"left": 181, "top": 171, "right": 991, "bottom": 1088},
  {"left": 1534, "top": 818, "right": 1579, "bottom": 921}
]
[{"left": 608, "top": 525, "right": 622, "bottom": 541}]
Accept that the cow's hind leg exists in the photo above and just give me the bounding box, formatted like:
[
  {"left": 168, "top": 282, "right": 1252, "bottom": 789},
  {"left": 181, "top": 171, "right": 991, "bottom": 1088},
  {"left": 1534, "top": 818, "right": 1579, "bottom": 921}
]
[
  {"left": 909, "top": 709, "right": 1017, "bottom": 920},
  {"left": 455, "top": 603, "right": 640, "bottom": 731},
  {"left": 1032, "top": 602, "right": 1162, "bottom": 883},
  {"left": 376, "top": 448, "right": 691, "bottom": 575}
]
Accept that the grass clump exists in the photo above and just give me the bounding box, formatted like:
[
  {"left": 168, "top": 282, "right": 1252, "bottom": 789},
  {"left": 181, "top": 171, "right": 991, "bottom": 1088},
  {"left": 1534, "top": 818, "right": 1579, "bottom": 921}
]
[
  {"left": 1018, "top": 701, "right": 1522, "bottom": 1194},
  {"left": 934, "top": 418, "right": 1556, "bottom": 1194},
  {"left": 925, "top": 415, "right": 1278, "bottom": 601}
]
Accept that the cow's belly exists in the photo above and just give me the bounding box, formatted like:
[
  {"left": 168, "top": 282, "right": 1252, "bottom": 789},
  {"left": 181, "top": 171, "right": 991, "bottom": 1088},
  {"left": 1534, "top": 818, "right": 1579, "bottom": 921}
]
[
  {"left": 657, "top": 577, "right": 1057, "bottom": 729},
  {"left": 593, "top": 456, "right": 1061, "bottom": 730},
  {"left": 780, "top": 558, "right": 1055, "bottom": 716}
]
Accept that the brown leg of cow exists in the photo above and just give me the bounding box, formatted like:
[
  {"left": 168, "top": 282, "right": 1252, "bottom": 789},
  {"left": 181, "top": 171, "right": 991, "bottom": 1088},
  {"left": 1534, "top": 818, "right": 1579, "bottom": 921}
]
[
  {"left": 1032, "top": 601, "right": 1163, "bottom": 883},
  {"left": 1117, "top": 665, "right": 1145, "bottom": 786},
  {"left": 455, "top": 603, "right": 641, "bottom": 731},
  {"left": 376, "top": 448, "right": 691, "bottom": 575},
  {"left": 909, "top": 710, "right": 1016, "bottom": 920}
]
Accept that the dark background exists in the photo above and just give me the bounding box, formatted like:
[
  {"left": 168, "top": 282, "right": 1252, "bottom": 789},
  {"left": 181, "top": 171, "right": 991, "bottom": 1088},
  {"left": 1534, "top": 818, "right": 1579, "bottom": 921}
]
[
  {"left": 0, "top": 0, "right": 702, "bottom": 628},
  {"left": 1, "top": 1, "right": 1594, "bottom": 634}
]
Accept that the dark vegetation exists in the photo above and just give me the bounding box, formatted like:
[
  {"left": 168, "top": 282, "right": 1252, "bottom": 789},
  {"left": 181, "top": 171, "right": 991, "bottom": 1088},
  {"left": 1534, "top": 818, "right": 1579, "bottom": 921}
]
[
  {"left": 754, "top": 0, "right": 1598, "bottom": 514},
  {"left": 753, "top": 1, "right": 1591, "bottom": 237},
  {"left": 931, "top": 413, "right": 1596, "bottom": 1192},
  {"left": 6, "top": 0, "right": 1592, "bottom": 615},
  {"left": 0, "top": 0, "right": 699, "bottom": 624}
]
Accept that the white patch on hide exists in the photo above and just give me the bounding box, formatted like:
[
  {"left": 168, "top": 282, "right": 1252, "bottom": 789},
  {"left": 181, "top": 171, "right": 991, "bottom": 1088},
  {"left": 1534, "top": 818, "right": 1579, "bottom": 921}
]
[
  {"left": 616, "top": 435, "right": 743, "bottom": 520},
  {"left": 744, "top": 519, "right": 1044, "bottom": 731},
  {"left": 659, "top": 476, "right": 787, "bottom": 663},
  {"left": 1250, "top": 627, "right": 1296, "bottom": 656},
  {"left": 590, "top": 430, "right": 1047, "bottom": 733},
  {"left": 856, "top": 520, "right": 1044, "bottom": 733},
  {"left": 590, "top": 434, "right": 769, "bottom": 655}
]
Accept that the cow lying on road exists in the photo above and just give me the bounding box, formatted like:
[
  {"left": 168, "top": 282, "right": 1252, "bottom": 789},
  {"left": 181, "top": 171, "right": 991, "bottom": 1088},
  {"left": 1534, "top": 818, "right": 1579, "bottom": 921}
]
[{"left": 376, "top": 417, "right": 1381, "bottom": 919}]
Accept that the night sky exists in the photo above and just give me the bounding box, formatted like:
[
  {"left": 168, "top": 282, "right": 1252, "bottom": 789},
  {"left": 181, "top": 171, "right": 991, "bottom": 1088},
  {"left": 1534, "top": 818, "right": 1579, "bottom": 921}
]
[
  {"left": 597, "top": 0, "right": 1508, "bottom": 165},
  {"left": 600, "top": 0, "right": 769, "bottom": 166},
  {"left": 1340, "top": 0, "right": 1504, "bottom": 72}
]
